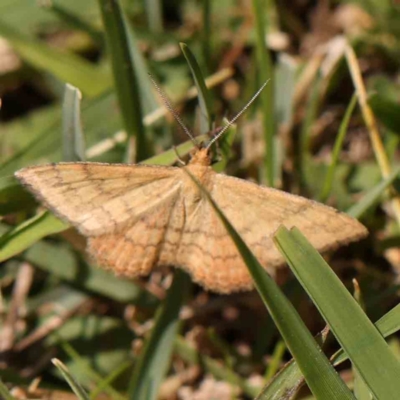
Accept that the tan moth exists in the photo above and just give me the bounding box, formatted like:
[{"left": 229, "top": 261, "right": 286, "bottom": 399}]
[{"left": 15, "top": 83, "right": 367, "bottom": 293}]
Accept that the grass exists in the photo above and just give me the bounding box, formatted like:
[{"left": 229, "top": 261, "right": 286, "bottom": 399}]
[{"left": 1, "top": 1, "right": 400, "bottom": 399}]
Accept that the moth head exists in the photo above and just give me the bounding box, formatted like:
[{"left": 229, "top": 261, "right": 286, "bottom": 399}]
[{"left": 188, "top": 146, "right": 213, "bottom": 166}]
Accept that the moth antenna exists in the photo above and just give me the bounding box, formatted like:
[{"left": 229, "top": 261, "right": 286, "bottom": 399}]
[
  {"left": 148, "top": 74, "right": 198, "bottom": 147},
  {"left": 206, "top": 80, "right": 270, "bottom": 150}
]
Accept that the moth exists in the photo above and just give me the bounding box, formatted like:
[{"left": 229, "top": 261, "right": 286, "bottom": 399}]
[{"left": 15, "top": 83, "right": 367, "bottom": 293}]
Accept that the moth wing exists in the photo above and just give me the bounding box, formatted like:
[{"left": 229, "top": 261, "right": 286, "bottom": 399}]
[
  {"left": 87, "top": 184, "right": 185, "bottom": 277},
  {"left": 175, "top": 173, "right": 367, "bottom": 293},
  {"left": 212, "top": 174, "right": 367, "bottom": 267},
  {"left": 16, "top": 163, "right": 180, "bottom": 236}
]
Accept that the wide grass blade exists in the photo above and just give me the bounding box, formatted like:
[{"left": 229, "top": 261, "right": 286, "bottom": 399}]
[
  {"left": 257, "top": 328, "right": 330, "bottom": 400},
  {"left": 332, "top": 303, "right": 400, "bottom": 365},
  {"left": 274, "top": 227, "right": 400, "bottom": 399},
  {"left": 185, "top": 169, "right": 355, "bottom": 399},
  {"left": 62, "top": 84, "right": 86, "bottom": 162},
  {"left": 256, "top": 301, "right": 400, "bottom": 398},
  {"left": 0, "top": 212, "right": 68, "bottom": 262},
  {"left": 98, "top": 0, "right": 148, "bottom": 161},
  {"left": 128, "top": 270, "right": 190, "bottom": 399},
  {"left": 181, "top": 42, "right": 214, "bottom": 134},
  {"left": 144, "top": 0, "right": 163, "bottom": 33},
  {"left": 275, "top": 54, "right": 297, "bottom": 125}
]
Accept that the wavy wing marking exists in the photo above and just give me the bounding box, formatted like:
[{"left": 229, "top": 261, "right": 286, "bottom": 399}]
[
  {"left": 16, "top": 162, "right": 179, "bottom": 235},
  {"left": 212, "top": 174, "right": 367, "bottom": 266},
  {"left": 87, "top": 186, "right": 184, "bottom": 277},
  {"left": 175, "top": 172, "right": 367, "bottom": 293}
]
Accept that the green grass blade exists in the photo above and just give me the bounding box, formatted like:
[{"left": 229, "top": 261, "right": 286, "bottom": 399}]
[
  {"left": 320, "top": 93, "right": 358, "bottom": 202},
  {"left": 62, "top": 84, "right": 86, "bottom": 162},
  {"left": 144, "top": 0, "right": 163, "bottom": 33},
  {"left": 128, "top": 270, "right": 190, "bottom": 399},
  {"left": 57, "top": 339, "right": 126, "bottom": 400},
  {"left": 347, "top": 165, "right": 400, "bottom": 219},
  {"left": 211, "top": 121, "right": 236, "bottom": 172},
  {"left": 275, "top": 54, "right": 297, "bottom": 125},
  {"left": 332, "top": 303, "right": 400, "bottom": 365},
  {"left": 98, "top": 0, "right": 148, "bottom": 161},
  {"left": 354, "top": 368, "right": 373, "bottom": 400},
  {"left": 90, "top": 360, "right": 131, "bottom": 400},
  {"left": 185, "top": 169, "right": 355, "bottom": 399},
  {"left": 258, "top": 361, "right": 302, "bottom": 400},
  {"left": 274, "top": 227, "right": 400, "bottom": 399},
  {"left": 0, "top": 212, "right": 68, "bottom": 262},
  {"left": 251, "top": 0, "right": 275, "bottom": 186},
  {"left": 142, "top": 133, "right": 208, "bottom": 166},
  {"left": 352, "top": 282, "right": 372, "bottom": 400},
  {"left": 123, "top": 31, "right": 159, "bottom": 117},
  {"left": 0, "top": 19, "right": 110, "bottom": 97},
  {"left": 52, "top": 359, "right": 90, "bottom": 400},
  {"left": 263, "top": 340, "right": 286, "bottom": 381},
  {"left": 372, "top": 302, "right": 400, "bottom": 337},
  {"left": 180, "top": 42, "right": 214, "bottom": 133},
  {"left": 257, "top": 328, "right": 330, "bottom": 400},
  {"left": 258, "top": 302, "right": 400, "bottom": 398}
]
